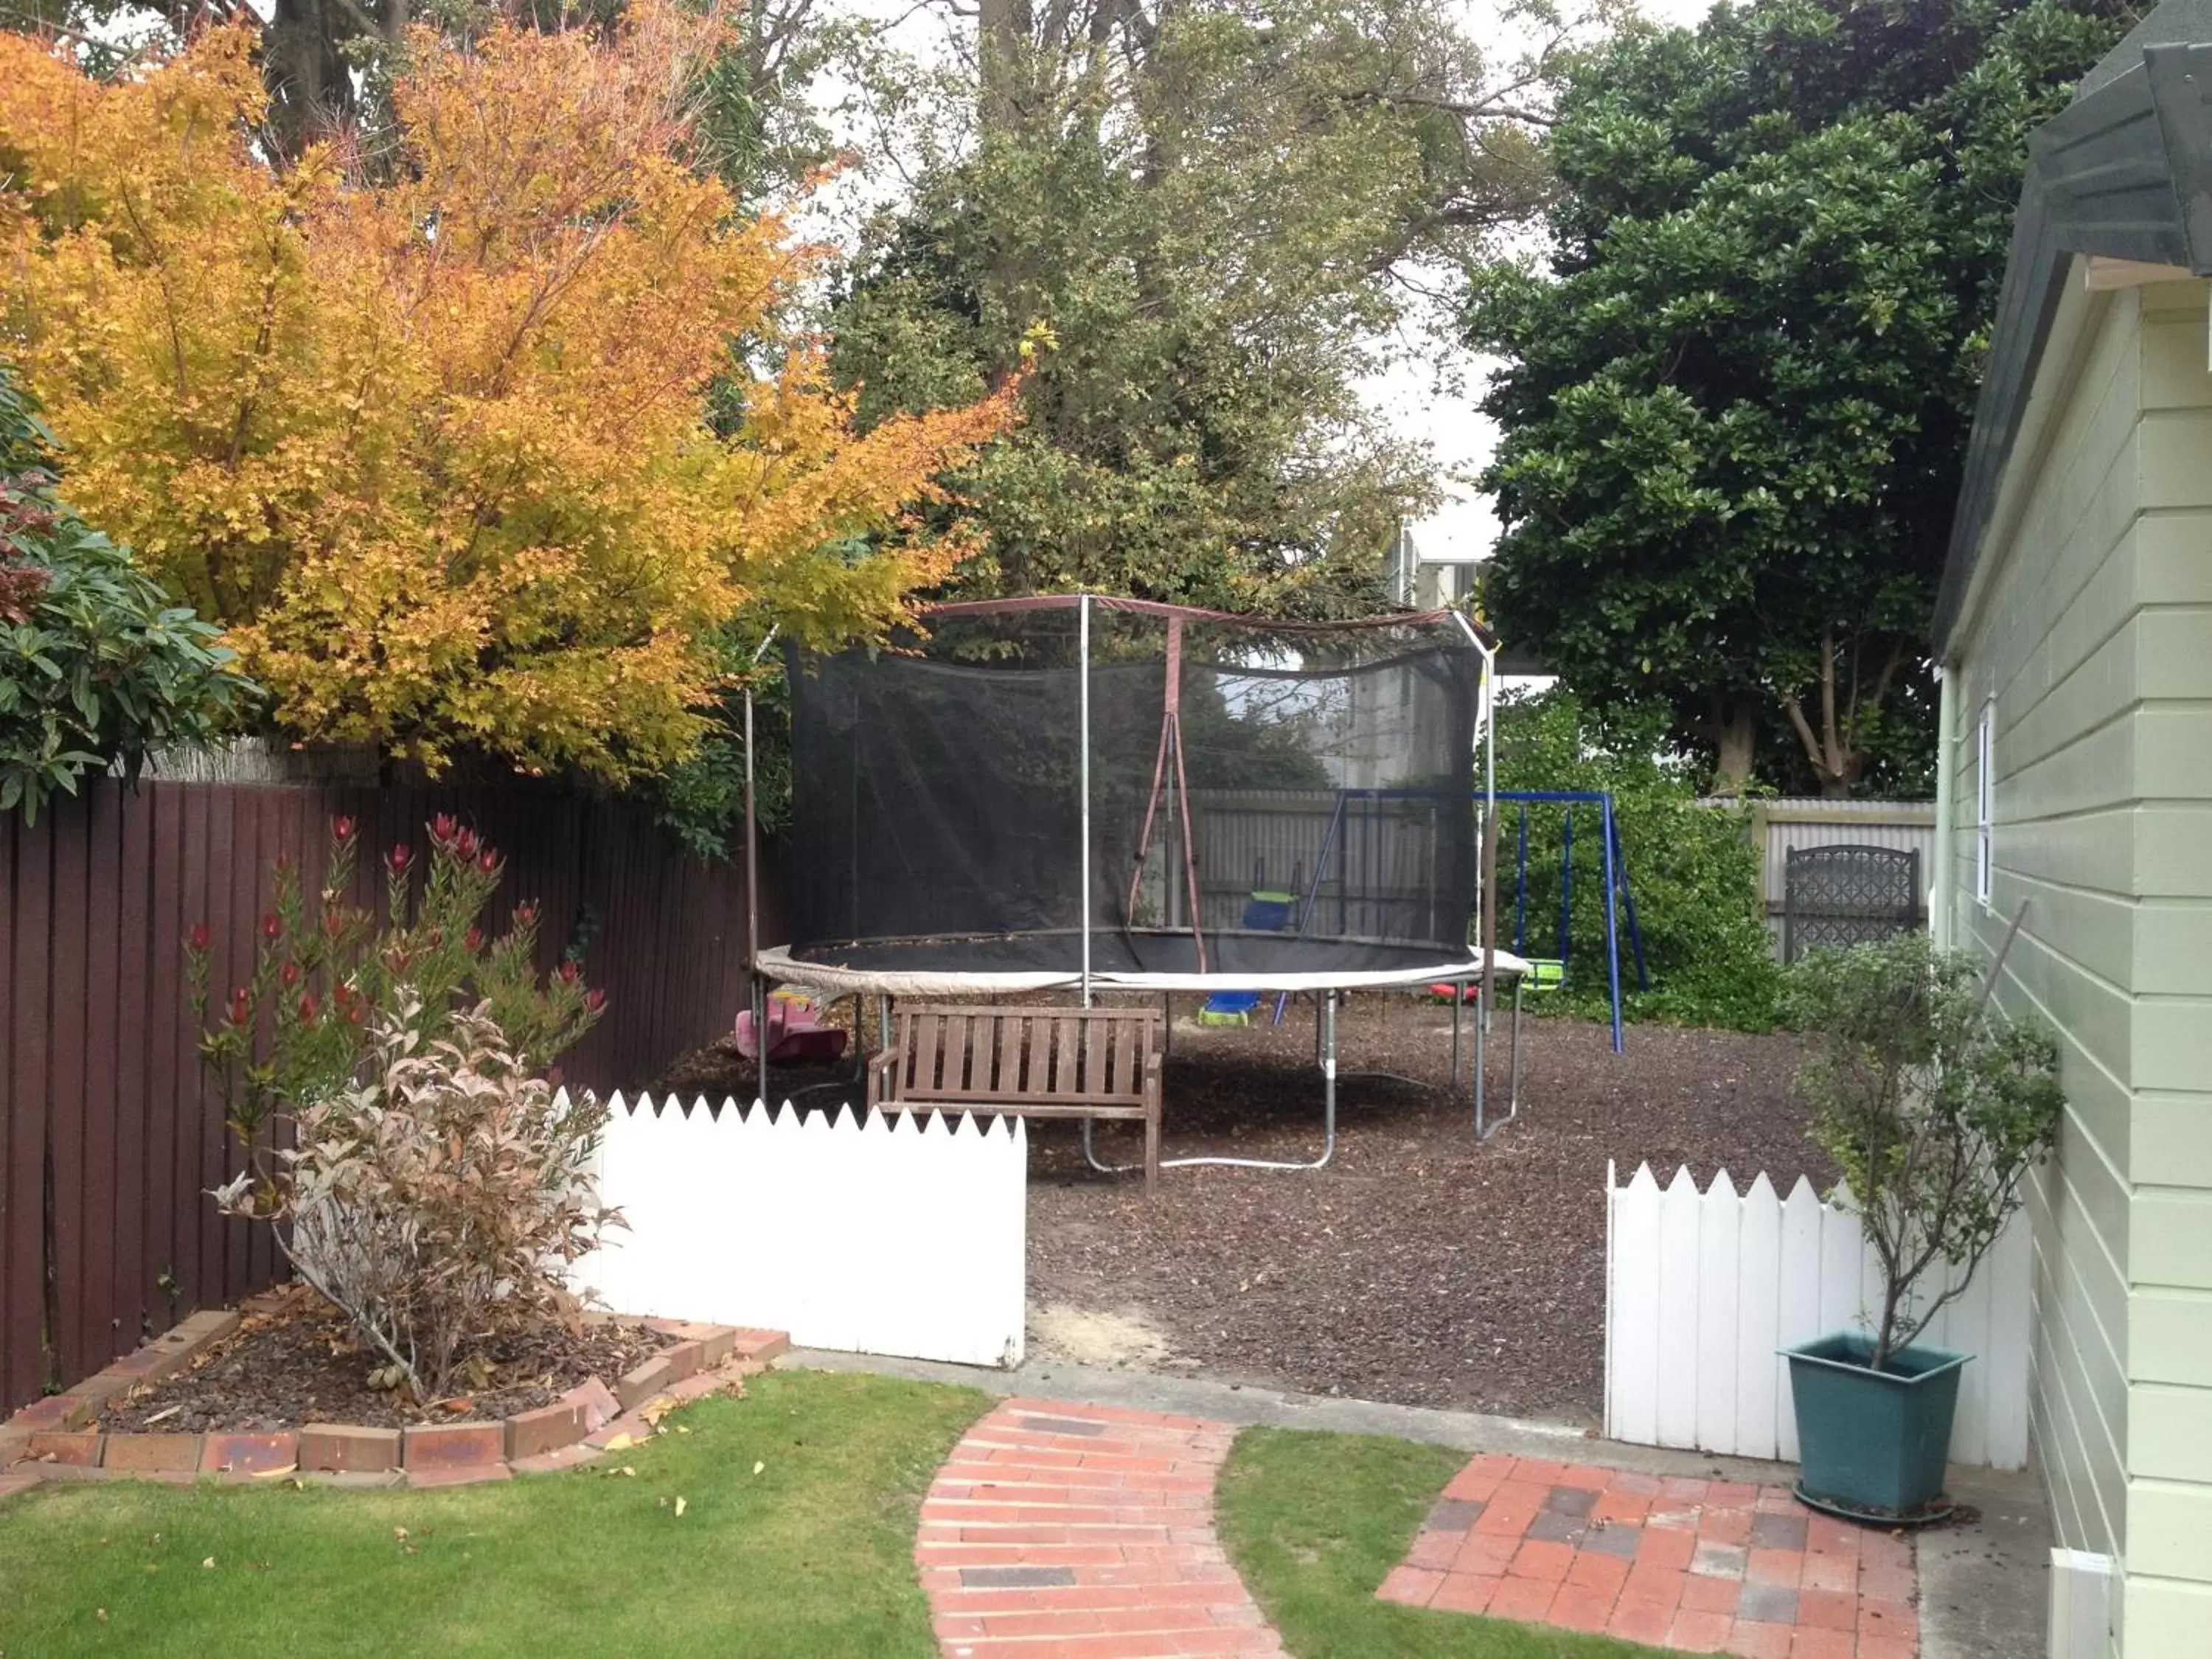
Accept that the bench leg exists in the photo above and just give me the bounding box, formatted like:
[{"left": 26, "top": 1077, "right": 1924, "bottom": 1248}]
[{"left": 1144, "top": 1110, "right": 1160, "bottom": 1196}]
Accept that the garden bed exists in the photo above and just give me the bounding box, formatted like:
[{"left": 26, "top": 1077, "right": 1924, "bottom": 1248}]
[{"left": 99, "top": 1285, "right": 672, "bottom": 1433}]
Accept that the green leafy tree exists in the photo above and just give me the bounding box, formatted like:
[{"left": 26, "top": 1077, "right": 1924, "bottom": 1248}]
[
  {"left": 831, "top": 0, "right": 1597, "bottom": 616},
  {"left": 0, "top": 365, "right": 251, "bottom": 821},
  {"left": 1469, "top": 0, "right": 2132, "bottom": 796}
]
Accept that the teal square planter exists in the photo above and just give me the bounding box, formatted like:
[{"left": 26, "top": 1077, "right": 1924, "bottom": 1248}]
[{"left": 1783, "top": 1331, "right": 1969, "bottom": 1520}]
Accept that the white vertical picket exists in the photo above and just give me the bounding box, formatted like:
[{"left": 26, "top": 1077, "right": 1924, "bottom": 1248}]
[
  {"left": 1931, "top": 1240, "right": 1995, "bottom": 1469},
  {"left": 1601, "top": 1165, "right": 2034, "bottom": 1470},
  {"left": 1608, "top": 1164, "right": 1663, "bottom": 1445},
  {"left": 1694, "top": 1171, "right": 1742, "bottom": 1457},
  {"left": 1775, "top": 1178, "right": 1826, "bottom": 1462},
  {"left": 1733, "top": 1173, "right": 1782, "bottom": 1459},
  {"left": 1655, "top": 1166, "right": 1703, "bottom": 1448},
  {"left": 1980, "top": 1214, "right": 2034, "bottom": 1470},
  {"left": 1818, "top": 1179, "right": 1870, "bottom": 1340}
]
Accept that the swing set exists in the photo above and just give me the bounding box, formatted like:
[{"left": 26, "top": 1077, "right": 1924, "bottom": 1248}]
[{"left": 1442, "top": 790, "right": 1649, "bottom": 1053}]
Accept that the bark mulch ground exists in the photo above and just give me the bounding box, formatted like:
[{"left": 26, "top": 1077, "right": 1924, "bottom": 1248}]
[
  {"left": 100, "top": 1285, "right": 672, "bottom": 1433},
  {"left": 656, "top": 995, "right": 1830, "bottom": 1428}
]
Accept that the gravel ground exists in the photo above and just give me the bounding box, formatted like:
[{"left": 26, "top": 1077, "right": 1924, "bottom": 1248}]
[
  {"left": 653, "top": 994, "right": 1832, "bottom": 1428},
  {"left": 1025, "top": 996, "right": 1832, "bottom": 1426}
]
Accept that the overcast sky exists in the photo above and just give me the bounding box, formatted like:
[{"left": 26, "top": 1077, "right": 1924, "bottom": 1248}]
[{"left": 1366, "top": 0, "right": 1717, "bottom": 566}]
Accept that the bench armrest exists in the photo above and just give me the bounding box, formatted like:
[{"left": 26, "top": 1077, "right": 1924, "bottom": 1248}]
[{"left": 866, "top": 1043, "right": 906, "bottom": 1107}]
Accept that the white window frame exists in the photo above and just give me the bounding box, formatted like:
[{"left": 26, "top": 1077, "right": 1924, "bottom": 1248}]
[{"left": 1975, "top": 703, "right": 1994, "bottom": 906}]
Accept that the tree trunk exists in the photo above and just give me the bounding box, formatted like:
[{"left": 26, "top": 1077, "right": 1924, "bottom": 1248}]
[
  {"left": 1708, "top": 692, "right": 1759, "bottom": 796},
  {"left": 978, "top": 0, "right": 1036, "bottom": 134},
  {"left": 265, "top": 0, "right": 361, "bottom": 155}
]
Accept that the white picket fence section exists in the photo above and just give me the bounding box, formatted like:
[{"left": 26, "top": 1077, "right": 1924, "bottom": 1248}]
[
  {"left": 1604, "top": 1162, "right": 2032, "bottom": 1470},
  {"left": 574, "top": 1096, "right": 1028, "bottom": 1369}
]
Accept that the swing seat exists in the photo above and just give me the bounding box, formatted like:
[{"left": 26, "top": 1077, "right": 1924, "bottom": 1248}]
[{"left": 1521, "top": 959, "right": 1567, "bottom": 994}]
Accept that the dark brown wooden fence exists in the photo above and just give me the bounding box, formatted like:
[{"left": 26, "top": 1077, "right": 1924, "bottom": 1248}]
[{"left": 0, "top": 773, "right": 780, "bottom": 1415}]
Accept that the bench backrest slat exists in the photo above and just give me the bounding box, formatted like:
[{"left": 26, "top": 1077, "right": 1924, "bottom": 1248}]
[{"left": 890, "top": 1004, "right": 1153, "bottom": 1105}]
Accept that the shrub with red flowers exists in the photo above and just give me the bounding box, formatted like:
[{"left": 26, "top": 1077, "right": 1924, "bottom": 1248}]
[
  {"left": 192, "top": 814, "right": 611, "bottom": 1401},
  {"left": 187, "top": 813, "right": 603, "bottom": 1200}
]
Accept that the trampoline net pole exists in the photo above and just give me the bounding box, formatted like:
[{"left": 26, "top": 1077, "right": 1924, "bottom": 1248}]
[{"left": 1080, "top": 591, "right": 1093, "bottom": 1009}]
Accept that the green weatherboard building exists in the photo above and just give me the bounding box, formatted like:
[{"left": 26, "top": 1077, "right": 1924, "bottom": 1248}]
[{"left": 1934, "top": 3, "right": 2212, "bottom": 1652}]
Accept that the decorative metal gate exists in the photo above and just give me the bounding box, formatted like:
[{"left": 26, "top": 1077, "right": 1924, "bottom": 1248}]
[{"left": 1782, "top": 844, "right": 1921, "bottom": 961}]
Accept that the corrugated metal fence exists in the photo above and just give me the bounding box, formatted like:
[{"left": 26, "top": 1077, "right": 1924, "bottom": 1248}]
[
  {"left": 1719, "top": 799, "right": 1935, "bottom": 954},
  {"left": 1, "top": 766, "right": 778, "bottom": 1413}
]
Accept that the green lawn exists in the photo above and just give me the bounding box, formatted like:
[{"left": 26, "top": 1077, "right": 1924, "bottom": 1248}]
[
  {"left": 0, "top": 1368, "right": 990, "bottom": 1659},
  {"left": 1216, "top": 1427, "right": 1660, "bottom": 1658}
]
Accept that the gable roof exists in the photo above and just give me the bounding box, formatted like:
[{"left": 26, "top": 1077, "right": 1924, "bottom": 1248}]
[{"left": 1935, "top": 0, "right": 2212, "bottom": 647}]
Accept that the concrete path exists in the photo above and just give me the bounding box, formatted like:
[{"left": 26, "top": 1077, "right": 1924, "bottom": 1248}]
[
  {"left": 787, "top": 1349, "right": 2047, "bottom": 1659},
  {"left": 916, "top": 1397, "right": 1284, "bottom": 1658}
]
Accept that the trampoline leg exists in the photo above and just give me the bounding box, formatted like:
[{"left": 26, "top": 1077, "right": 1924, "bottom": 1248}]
[
  {"left": 1473, "top": 993, "right": 1486, "bottom": 1138},
  {"left": 1147, "top": 988, "right": 1340, "bottom": 1173},
  {"left": 752, "top": 977, "right": 770, "bottom": 1110},
  {"left": 1478, "top": 982, "right": 1523, "bottom": 1143},
  {"left": 1321, "top": 990, "right": 1338, "bottom": 1165},
  {"left": 1450, "top": 992, "right": 1461, "bottom": 1088}
]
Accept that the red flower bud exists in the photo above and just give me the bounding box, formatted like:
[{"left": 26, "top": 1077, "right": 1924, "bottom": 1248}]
[
  {"left": 585, "top": 987, "right": 605, "bottom": 1013},
  {"left": 431, "top": 813, "right": 456, "bottom": 845},
  {"left": 228, "top": 989, "right": 251, "bottom": 1026},
  {"left": 455, "top": 828, "right": 479, "bottom": 861},
  {"left": 383, "top": 945, "right": 410, "bottom": 975},
  {"left": 476, "top": 849, "right": 500, "bottom": 875},
  {"left": 465, "top": 926, "right": 484, "bottom": 953},
  {"left": 347, "top": 1001, "right": 365, "bottom": 1026},
  {"left": 275, "top": 852, "right": 294, "bottom": 874},
  {"left": 188, "top": 922, "right": 211, "bottom": 953},
  {"left": 332, "top": 815, "right": 355, "bottom": 844},
  {"left": 513, "top": 902, "right": 538, "bottom": 927},
  {"left": 280, "top": 961, "right": 300, "bottom": 988},
  {"left": 323, "top": 908, "right": 344, "bottom": 940},
  {"left": 386, "top": 843, "right": 411, "bottom": 876},
  {"left": 297, "top": 991, "right": 319, "bottom": 1023},
  {"left": 557, "top": 960, "right": 579, "bottom": 984},
  {"left": 258, "top": 913, "right": 279, "bottom": 941}
]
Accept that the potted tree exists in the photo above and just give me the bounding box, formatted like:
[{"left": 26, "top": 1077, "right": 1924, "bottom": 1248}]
[{"left": 1781, "top": 931, "right": 2063, "bottom": 1523}]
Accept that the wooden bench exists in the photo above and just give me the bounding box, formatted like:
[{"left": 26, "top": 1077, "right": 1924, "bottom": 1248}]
[{"left": 866, "top": 1004, "right": 1163, "bottom": 1193}]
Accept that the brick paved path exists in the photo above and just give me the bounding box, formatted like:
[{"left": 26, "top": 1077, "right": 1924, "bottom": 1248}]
[
  {"left": 916, "top": 1398, "right": 1286, "bottom": 1658},
  {"left": 1377, "top": 1451, "right": 1919, "bottom": 1658}
]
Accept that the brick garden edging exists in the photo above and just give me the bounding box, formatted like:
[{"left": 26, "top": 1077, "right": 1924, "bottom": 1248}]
[{"left": 0, "top": 1298, "right": 787, "bottom": 1502}]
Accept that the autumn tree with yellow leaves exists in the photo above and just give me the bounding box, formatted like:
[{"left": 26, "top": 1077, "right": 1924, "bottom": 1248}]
[{"left": 0, "top": 4, "right": 1012, "bottom": 786}]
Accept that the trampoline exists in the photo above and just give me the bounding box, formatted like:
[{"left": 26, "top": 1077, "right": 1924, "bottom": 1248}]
[{"left": 751, "top": 594, "right": 1528, "bottom": 1169}]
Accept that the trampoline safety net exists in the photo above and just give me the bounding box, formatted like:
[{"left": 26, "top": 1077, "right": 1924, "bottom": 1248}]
[{"left": 785, "top": 597, "right": 1487, "bottom": 981}]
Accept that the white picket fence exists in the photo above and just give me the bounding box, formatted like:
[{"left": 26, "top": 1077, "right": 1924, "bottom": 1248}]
[
  {"left": 1604, "top": 1162, "right": 2032, "bottom": 1470},
  {"left": 575, "top": 1097, "right": 1028, "bottom": 1368}
]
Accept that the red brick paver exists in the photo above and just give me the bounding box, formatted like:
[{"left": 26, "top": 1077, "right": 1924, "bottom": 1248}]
[
  {"left": 917, "top": 1398, "right": 1285, "bottom": 1658},
  {"left": 1377, "top": 1453, "right": 1919, "bottom": 1657}
]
